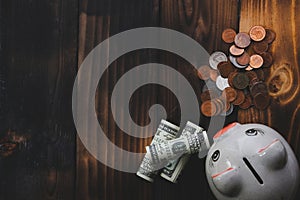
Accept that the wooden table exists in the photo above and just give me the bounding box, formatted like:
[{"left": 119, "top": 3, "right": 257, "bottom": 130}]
[{"left": 0, "top": 0, "right": 299, "bottom": 199}]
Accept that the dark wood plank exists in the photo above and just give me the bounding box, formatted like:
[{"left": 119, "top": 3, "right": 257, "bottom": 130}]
[
  {"left": 238, "top": 0, "right": 300, "bottom": 197},
  {"left": 77, "top": 1, "right": 239, "bottom": 200},
  {"left": 0, "top": 0, "right": 78, "bottom": 199}
]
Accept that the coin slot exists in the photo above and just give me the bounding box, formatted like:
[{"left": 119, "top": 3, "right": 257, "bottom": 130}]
[{"left": 243, "top": 157, "right": 263, "bottom": 185}]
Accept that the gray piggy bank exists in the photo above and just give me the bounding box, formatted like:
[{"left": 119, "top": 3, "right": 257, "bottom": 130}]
[{"left": 206, "top": 122, "right": 299, "bottom": 200}]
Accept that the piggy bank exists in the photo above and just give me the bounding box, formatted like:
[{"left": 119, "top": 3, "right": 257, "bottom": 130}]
[{"left": 205, "top": 122, "right": 299, "bottom": 200}]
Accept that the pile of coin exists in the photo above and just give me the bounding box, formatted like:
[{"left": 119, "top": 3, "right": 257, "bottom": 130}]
[{"left": 198, "top": 25, "right": 276, "bottom": 117}]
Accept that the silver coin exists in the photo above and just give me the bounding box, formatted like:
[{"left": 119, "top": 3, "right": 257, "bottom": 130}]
[
  {"left": 216, "top": 76, "right": 230, "bottom": 91},
  {"left": 229, "top": 55, "right": 248, "bottom": 69},
  {"left": 220, "top": 104, "right": 234, "bottom": 116},
  {"left": 209, "top": 51, "right": 228, "bottom": 69}
]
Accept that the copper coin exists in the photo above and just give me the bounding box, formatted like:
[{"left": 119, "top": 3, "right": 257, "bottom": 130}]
[
  {"left": 213, "top": 98, "right": 223, "bottom": 115},
  {"left": 209, "top": 69, "right": 219, "bottom": 82},
  {"left": 250, "top": 81, "right": 268, "bottom": 96},
  {"left": 252, "top": 41, "right": 269, "bottom": 54},
  {"left": 253, "top": 93, "right": 270, "bottom": 110},
  {"left": 232, "top": 73, "right": 250, "bottom": 90},
  {"left": 197, "top": 65, "right": 211, "bottom": 80},
  {"left": 232, "top": 90, "right": 246, "bottom": 105},
  {"left": 236, "top": 52, "right": 250, "bottom": 66},
  {"left": 200, "top": 90, "right": 218, "bottom": 102},
  {"left": 239, "top": 94, "right": 253, "bottom": 110},
  {"left": 229, "top": 45, "right": 245, "bottom": 56},
  {"left": 255, "top": 69, "right": 265, "bottom": 81},
  {"left": 249, "top": 25, "right": 266, "bottom": 41},
  {"left": 222, "top": 87, "right": 237, "bottom": 102},
  {"left": 235, "top": 32, "right": 251, "bottom": 48},
  {"left": 264, "top": 29, "right": 276, "bottom": 44},
  {"left": 250, "top": 54, "right": 264, "bottom": 69},
  {"left": 217, "top": 61, "right": 236, "bottom": 78},
  {"left": 201, "top": 100, "right": 217, "bottom": 117},
  {"left": 260, "top": 52, "right": 273, "bottom": 68},
  {"left": 228, "top": 71, "right": 238, "bottom": 87},
  {"left": 222, "top": 28, "right": 237, "bottom": 43},
  {"left": 246, "top": 71, "right": 258, "bottom": 82}
]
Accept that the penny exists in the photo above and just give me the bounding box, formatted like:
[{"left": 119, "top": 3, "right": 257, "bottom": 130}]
[
  {"left": 236, "top": 52, "right": 250, "bottom": 66},
  {"left": 255, "top": 69, "right": 265, "bottom": 81},
  {"left": 239, "top": 95, "right": 253, "bottom": 110},
  {"left": 200, "top": 90, "right": 218, "bottom": 102},
  {"left": 260, "top": 52, "right": 273, "bottom": 68},
  {"left": 264, "top": 29, "right": 276, "bottom": 44},
  {"left": 197, "top": 65, "right": 211, "bottom": 80},
  {"left": 214, "top": 98, "right": 225, "bottom": 115},
  {"left": 232, "top": 72, "right": 250, "bottom": 90},
  {"left": 234, "top": 32, "right": 251, "bottom": 48},
  {"left": 201, "top": 100, "right": 217, "bottom": 117},
  {"left": 229, "top": 45, "right": 245, "bottom": 56},
  {"left": 217, "top": 61, "right": 236, "bottom": 78},
  {"left": 209, "top": 69, "right": 219, "bottom": 82},
  {"left": 253, "top": 93, "right": 270, "bottom": 110},
  {"left": 250, "top": 81, "right": 268, "bottom": 96},
  {"left": 246, "top": 71, "right": 258, "bottom": 82},
  {"left": 252, "top": 41, "right": 269, "bottom": 54},
  {"left": 232, "top": 90, "right": 246, "bottom": 106},
  {"left": 220, "top": 104, "right": 234, "bottom": 116},
  {"left": 222, "top": 87, "right": 237, "bottom": 102},
  {"left": 216, "top": 76, "right": 230, "bottom": 91},
  {"left": 209, "top": 51, "right": 228, "bottom": 69},
  {"left": 228, "top": 71, "right": 238, "bottom": 87},
  {"left": 249, "top": 25, "right": 266, "bottom": 42},
  {"left": 250, "top": 54, "right": 264, "bottom": 69},
  {"left": 229, "top": 55, "right": 248, "bottom": 69},
  {"left": 222, "top": 28, "right": 237, "bottom": 43}
]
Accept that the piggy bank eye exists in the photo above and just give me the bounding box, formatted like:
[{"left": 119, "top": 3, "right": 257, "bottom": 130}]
[
  {"left": 212, "top": 150, "right": 220, "bottom": 162},
  {"left": 245, "top": 128, "right": 258, "bottom": 136}
]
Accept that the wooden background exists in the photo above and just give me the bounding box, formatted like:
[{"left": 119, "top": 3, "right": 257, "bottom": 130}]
[{"left": 0, "top": 0, "right": 299, "bottom": 199}]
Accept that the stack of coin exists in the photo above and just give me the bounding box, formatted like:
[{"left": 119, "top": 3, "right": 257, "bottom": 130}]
[{"left": 198, "top": 25, "right": 276, "bottom": 116}]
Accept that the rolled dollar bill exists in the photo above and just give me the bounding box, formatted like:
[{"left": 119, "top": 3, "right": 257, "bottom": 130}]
[
  {"left": 160, "top": 121, "right": 209, "bottom": 183},
  {"left": 146, "top": 127, "right": 210, "bottom": 169},
  {"left": 136, "top": 119, "right": 180, "bottom": 182}
]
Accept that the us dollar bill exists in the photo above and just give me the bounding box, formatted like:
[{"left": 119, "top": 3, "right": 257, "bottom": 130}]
[
  {"left": 136, "top": 119, "right": 180, "bottom": 182},
  {"left": 146, "top": 124, "right": 210, "bottom": 170},
  {"left": 160, "top": 121, "right": 209, "bottom": 183}
]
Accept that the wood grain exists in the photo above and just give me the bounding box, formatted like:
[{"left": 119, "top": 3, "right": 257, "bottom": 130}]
[
  {"left": 0, "top": 0, "right": 78, "bottom": 199},
  {"left": 238, "top": 0, "right": 300, "bottom": 197}
]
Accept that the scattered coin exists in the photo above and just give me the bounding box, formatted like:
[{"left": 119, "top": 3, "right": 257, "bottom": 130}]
[
  {"left": 232, "top": 90, "right": 246, "bottom": 106},
  {"left": 229, "top": 55, "right": 248, "bottom": 69},
  {"left": 253, "top": 92, "right": 270, "bottom": 110},
  {"left": 252, "top": 41, "right": 269, "bottom": 54},
  {"left": 201, "top": 100, "right": 217, "bottom": 117},
  {"left": 236, "top": 52, "right": 250, "bottom": 66},
  {"left": 222, "top": 87, "right": 237, "bottom": 102},
  {"left": 220, "top": 104, "right": 234, "bottom": 116},
  {"left": 228, "top": 71, "right": 238, "bottom": 88},
  {"left": 239, "top": 94, "right": 253, "bottom": 109},
  {"left": 197, "top": 65, "right": 211, "bottom": 80},
  {"left": 249, "top": 25, "right": 266, "bottom": 41},
  {"left": 216, "top": 76, "right": 230, "bottom": 91},
  {"left": 209, "top": 51, "right": 228, "bottom": 70},
  {"left": 232, "top": 72, "right": 250, "bottom": 90},
  {"left": 260, "top": 52, "right": 273, "bottom": 68},
  {"left": 229, "top": 45, "right": 245, "bottom": 56},
  {"left": 246, "top": 71, "right": 258, "bottom": 82},
  {"left": 264, "top": 29, "right": 276, "bottom": 44},
  {"left": 222, "top": 28, "right": 237, "bottom": 43},
  {"left": 209, "top": 69, "right": 219, "bottom": 82},
  {"left": 217, "top": 61, "right": 236, "bottom": 78},
  {"left": 235, "top": 32, "right": 251, "bottom": 48},
  {"left": 250, "top": 54, "right": 264, "bottom": 69},
  {"left": 245, "top": 66, "right": 253, "bottom": 71}
]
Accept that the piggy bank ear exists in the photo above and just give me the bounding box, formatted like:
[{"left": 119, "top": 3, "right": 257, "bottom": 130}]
[
  {"left": 258, "top": 139, "right": 287, "bottom": 170},
  {"left": 212, "top": 168, "right": 242, "bottom": 197}
]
